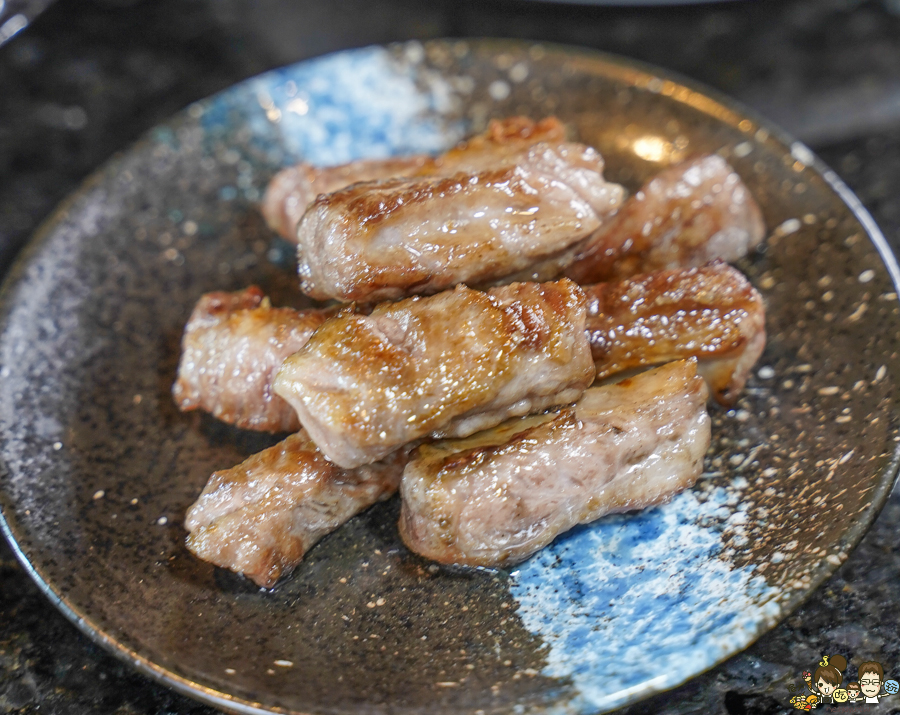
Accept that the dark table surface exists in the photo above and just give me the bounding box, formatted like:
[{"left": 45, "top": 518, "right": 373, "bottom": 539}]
[{"left": 2, "top": 1, "right": 900, "bottom": 713}]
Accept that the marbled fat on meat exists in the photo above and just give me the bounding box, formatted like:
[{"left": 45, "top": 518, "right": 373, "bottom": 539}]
[{"left": 399, "top": 359, "right": 711, "bottom": 567}]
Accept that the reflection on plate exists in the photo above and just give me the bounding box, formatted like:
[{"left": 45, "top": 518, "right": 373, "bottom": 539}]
[{"left": 0, "top": 39, "right": 898, "bottom": 715}]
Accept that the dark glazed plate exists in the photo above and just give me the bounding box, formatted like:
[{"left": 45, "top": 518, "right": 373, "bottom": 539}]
[{"left": 0, "top": 39, "right": 898, "bottom": 715}]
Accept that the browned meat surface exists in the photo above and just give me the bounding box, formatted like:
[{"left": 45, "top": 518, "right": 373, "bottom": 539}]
[
  {"left": 172, "top": 287, "right": 332, "bottom": 432},
  {"left": 273, "top": 279, "right": 594, "bottom": 469},
  {"left": 185, "top": 431, "right": 405, "bottom": 587},
  {"left": 260, "top": 117, "right": 568, "bottom": 241},
  {"left": 566, "top": 155, "right": 765, "bottom": 284},
  {"left": 585, "top": 262, "right": 766, "bottom": 404},
  {"left": 261, "top": 156, "right": 431, "bottom": 240},
  {"left": 399, "top": 359, "right": 710, "bottom": 567},
  {"left": 295, "top": 142, "right": 624, "bottom": 302},
  {"left": 419, "top": 115, "right": 568, "bottom": 174}
]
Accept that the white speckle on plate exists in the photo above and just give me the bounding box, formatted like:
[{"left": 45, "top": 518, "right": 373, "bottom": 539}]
[
  {"left": 509, "top": 63, "right": 529, "bottom": 83},
  {"left": 775, "top": 218, "right": 801, "bottom": 236},
  {"left": 404, "top": 42, "right": 425, "bottom": 64},
  {"left": 790, "top": 142, "right": 816, "bottom": 168},
  {"left": 733, "top": 142, "right": 752, "bottom": 158},
  {"left": 489, "top": 80, "right": 511, "bottom": 100},
  {"left": 859, "top": 269, "right": 875, "bottom": 283},
  {"left": 287, "top": 97, "right": 309, "bottom": 115}
]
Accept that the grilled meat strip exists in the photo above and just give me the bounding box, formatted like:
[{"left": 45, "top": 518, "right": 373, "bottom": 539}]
[
  {"left": 295, "top": 143, "right": 624, "bottom": 303},
  {"left": 585, "top": 262, "right": 766, "bottom": 404},
  {"left": 260, "top": 116, "right": 568, "bottom": 241},
  {"left": 273, "top": 279, "right": 594, "bottom": 469},
  {"left": 399, "top": 359, "right": 710, "bottom": 567},
  {"left": 566, "top": 155, "right": 765, "bottom": 284},
  {"left": 172, "top": 287, "right": 332, "bottom": 432},
  {"left": 185, "top": 431, "right": 406, "bottom": 587}
]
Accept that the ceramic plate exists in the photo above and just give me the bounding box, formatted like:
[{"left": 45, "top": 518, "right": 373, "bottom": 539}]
[{"left": 1, "top": 39, "right": 898, "bottom": 715}]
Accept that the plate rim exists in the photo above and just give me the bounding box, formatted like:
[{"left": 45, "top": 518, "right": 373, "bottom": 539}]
[{"left": 1, "top": 37, "right": 899, "bottom": 715}]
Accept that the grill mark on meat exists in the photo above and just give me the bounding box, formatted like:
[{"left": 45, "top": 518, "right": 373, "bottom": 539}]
[{"left": 332, "top": 167, "right": 520, "bottom": 229}]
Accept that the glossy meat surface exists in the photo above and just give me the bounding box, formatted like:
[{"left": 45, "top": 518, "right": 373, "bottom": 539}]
[
  {"left": 261, "top": 156, "right": 430, "bottom": 240},
  {"left": 185, "top": 431, "right": 405, "bottom": 587},
  {"left": 172, "top": 287, "right": 331, "bottom": 432},
  {"left": 585, "top": 262, "right": 766, "bottom": 404},
  {"left": 260, "top": 116, "right": 567, "bottom": 241},
  {"left": 399, "top": 359, "right": 710, "bottom": 567},
  {"left": 566, "top": 155, "right": 765, "bottom": 284},
  {"left": 273, "top": 280, "right": 595, "bottom": 469},
  {"left": 296, "top": 142, "right": 624, "bottom": 302}
]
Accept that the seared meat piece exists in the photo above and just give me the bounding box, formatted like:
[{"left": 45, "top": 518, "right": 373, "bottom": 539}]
[
  {"left": 585, "top": 262, "right": 766, "bottom": 404},
  {"left": 295, "top": 143, "right": 624, "bottom": 303},
  {"left": 172, "top": 287, "right": 332, "bottom": 432},
  {"left": 260, "top": 117, "right": 568, "bottom": 241},
  {"left": 273, "top": 279, "right": 594, "bottom": 469},
  {"left": 185, "top": 431, "right": 405, "bottom": 587},
  {"left": 399, "top": 359, "right": 710, "bottom": 567},
  {"left": 261, "top": 157, "right": 431, "bottom": 241},
  {"left": 566, "top": 155, "right": 765, "bottom": 284}
]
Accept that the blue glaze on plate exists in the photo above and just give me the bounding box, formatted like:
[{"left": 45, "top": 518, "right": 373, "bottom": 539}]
[
  {"left": 511, "top": 484, "right": 780, "bottom": 713},
  {"left": 201, "top": 45, "right": 463, "bottom": 167}
]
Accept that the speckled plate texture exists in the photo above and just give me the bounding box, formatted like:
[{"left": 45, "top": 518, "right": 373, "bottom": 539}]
[{"left": 1, "top": 39, "right": 899, "bottom": 715}]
